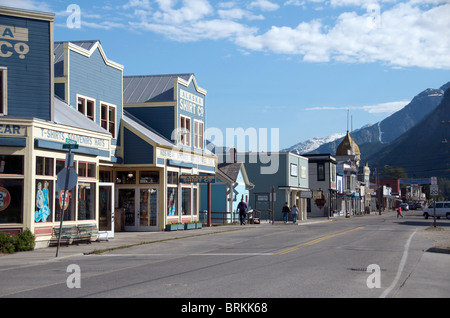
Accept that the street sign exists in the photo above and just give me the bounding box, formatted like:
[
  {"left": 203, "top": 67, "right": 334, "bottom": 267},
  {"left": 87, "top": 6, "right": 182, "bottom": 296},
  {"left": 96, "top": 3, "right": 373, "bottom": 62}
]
[
  {"left": 63, "top": 138, "right": 79, "bottom": 149},
  {"left": 430, "top": 184, "right": 439, "bottom": 196},
  {"left": 56, "top": 167, "right": 78, "bottom": 192},
  {"left": 431, "top": 177, "right": 437, "bottom": 185},
  {"left": 179, "top": 174, "right": 215, "bottom": 184}
]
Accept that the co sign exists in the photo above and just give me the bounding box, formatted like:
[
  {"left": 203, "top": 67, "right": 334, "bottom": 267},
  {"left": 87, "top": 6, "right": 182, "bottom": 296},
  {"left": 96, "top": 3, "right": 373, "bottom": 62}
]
[{"left": 0, "top": 25, "right": 30, "bottom": 60}]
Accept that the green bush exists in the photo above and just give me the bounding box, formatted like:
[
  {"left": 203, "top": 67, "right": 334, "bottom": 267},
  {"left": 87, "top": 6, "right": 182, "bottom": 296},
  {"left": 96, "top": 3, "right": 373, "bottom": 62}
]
[{"left": 0, "top": 229, "right": 35, "bottom": 254}]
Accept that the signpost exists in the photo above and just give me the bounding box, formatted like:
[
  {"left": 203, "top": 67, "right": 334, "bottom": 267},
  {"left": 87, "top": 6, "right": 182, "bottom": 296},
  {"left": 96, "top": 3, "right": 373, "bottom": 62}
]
[
  {"left": 55, "top": 139, "right": 79, "bottom": 257},
  {"left": 430, "top": 177, "right": 438, "bottom": 228}
]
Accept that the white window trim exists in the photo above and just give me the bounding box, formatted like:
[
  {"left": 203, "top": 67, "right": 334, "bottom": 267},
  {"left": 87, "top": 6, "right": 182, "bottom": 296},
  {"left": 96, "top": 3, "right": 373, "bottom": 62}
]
[
  {"left": 0, "top": 67, "right": 7, "bottom": 116},
  {"left": 76, "top": 94, "right": 96, "bottom": 121},
  {"left": 180, "top": 115, "right": 191, "bottom": 147},
  {"left": 100, "top": 100, "right": 116, "bottom": 138},
  {"left": 193, "top": 119, "right": 204, "bottom": 150}
]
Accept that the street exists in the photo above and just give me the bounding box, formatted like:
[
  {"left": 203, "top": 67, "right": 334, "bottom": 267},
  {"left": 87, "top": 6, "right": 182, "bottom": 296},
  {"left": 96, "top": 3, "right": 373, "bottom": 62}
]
[{"left": 0, "top": 210, "right": 449, "bottom": 301}]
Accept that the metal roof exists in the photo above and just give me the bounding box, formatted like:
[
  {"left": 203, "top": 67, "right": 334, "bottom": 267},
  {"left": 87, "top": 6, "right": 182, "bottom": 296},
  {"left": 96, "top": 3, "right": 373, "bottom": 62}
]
[
  {"left": 123, "top": 74, "right": 193, "bottom": 104},
  {"left": 54, "top": 96, "right": 110, "bottom": 135}
]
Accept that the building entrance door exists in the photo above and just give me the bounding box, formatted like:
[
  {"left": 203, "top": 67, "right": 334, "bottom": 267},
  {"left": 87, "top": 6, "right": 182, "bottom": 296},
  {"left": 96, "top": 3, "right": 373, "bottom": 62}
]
[
  {"left": 119, "top": 187, "right": 158, "bottom": 232},
  {"left": 99, "top": 183, "right": 114, "bottom": 239}
]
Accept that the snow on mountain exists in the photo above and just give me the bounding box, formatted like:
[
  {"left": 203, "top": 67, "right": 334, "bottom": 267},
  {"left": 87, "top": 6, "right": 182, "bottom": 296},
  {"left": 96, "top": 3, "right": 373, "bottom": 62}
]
[{"left": 283, "top": 133, "right": 345, "bottom": 154}]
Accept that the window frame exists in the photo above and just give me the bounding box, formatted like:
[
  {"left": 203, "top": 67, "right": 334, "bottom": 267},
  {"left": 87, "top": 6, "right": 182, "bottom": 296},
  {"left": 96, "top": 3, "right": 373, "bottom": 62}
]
[
  {"left": 180, "top": 115, "right": 191, "bottom": 147},
  {"left": 77, "top": 94, "right": 96, "bottom": 121},
  {"left": 0, "top": 67, "right": 7, "bottom": 116},
  {"left": 194, "top": 119, "right": 204, "bottom": 150},
  {"left": 100, "top": 101, "right": 116, "bottom": 138}
]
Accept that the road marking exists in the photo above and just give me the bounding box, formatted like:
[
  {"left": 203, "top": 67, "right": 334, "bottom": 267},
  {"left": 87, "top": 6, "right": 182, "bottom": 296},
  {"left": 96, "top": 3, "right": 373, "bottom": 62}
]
[
  {"left": 274, "top": 227, "right": 365, "bottom": 255},
  {"left": 379, "top": 230, "right": 416, "bottom": 298}
]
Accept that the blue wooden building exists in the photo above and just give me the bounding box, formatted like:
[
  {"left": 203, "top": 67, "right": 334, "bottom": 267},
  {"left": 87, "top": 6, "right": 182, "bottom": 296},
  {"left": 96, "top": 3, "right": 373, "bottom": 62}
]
[
  {"left": 243, "top": 152, "right": 310, "bottom": 221},
  {"left": 122, "top": 74, "right": 216, "bottom": 229},
  {"left": 0, "top": 7, "right": 115, "bottom": 247}
]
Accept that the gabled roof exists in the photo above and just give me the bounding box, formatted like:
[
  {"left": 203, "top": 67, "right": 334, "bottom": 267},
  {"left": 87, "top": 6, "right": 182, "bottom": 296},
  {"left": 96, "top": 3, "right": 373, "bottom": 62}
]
[
  {"left": 216, "top": 162, "right": 254, "bottom": 188},
  {"left": 54, "top": 40, "right": 123, "bottom": 77},
  {"left": 123, "top": 74, "right": 193, "bottom": 104}
]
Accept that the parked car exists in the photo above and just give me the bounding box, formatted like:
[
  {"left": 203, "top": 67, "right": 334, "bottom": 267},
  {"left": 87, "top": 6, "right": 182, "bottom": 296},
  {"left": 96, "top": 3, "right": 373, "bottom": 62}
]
[
  {"left": 408, "top": 202, "right": 416, "bottom": 210},
  {"left": 400, "top": 203, "right": 409, "bottom": 211},
  {"left": 423, "top": 201, "right": 450, "bottom": 219}
]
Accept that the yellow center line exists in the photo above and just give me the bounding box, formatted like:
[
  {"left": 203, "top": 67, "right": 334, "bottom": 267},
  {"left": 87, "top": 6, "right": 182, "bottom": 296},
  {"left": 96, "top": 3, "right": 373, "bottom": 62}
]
[{"left": 274, "top": 227, "right": 365, "bottom": 255}]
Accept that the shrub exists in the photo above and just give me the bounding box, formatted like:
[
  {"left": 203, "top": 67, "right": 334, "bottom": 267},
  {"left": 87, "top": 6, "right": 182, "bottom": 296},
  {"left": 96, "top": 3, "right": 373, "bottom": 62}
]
[{"left": 0, "top": 229, "right": 35, "bottom": 254}]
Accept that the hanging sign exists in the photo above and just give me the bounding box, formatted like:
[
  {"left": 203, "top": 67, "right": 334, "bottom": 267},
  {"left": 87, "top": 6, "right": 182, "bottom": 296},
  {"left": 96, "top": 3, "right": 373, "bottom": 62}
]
[{"left": 0, "top": 186, "right": 11, "bottom": 212}]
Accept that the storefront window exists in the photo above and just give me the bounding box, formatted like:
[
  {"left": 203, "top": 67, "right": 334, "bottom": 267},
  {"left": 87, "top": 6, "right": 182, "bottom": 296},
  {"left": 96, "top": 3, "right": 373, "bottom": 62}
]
[
  {"left": 0, "top": 155, "right": 23, "bottom": 174},
  {"left": 116, "top": 171, "right": 136, "bottom": 184},
  {"left": 182, "top": 188, "right": 191, "bottom": 215},
  {"left": 167, "top": 171, "right": 178, "bottom": 184},
  {"left": 78, "top": 162, "right": 96, "bottom": 178},
  {"left": 0, "top": 179, "right": 23, "bottom": 224},
  {"left": 140, "top": 171, "right": 159, "bottom": 184},
  {"left": 167, "top": 187, "right": 177, "bottom": 216},
  {"left": 35, "top": 180, "right": 53, "bottom": 223},
  {"left": 78, "top": 182, "right": 95, "bottom": 220},
  {"left": 193, "top": 188, "right": 198, "bottom": 215},
  {"left": 36, "top": 157, "right": 54, "bottom": 176}
]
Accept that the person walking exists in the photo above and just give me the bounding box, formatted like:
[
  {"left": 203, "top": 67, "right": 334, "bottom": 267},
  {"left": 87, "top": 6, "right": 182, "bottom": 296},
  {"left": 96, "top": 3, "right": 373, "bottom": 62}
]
[
  {"left": 282, "top": 202, "right": 290, "bottom": 223},
  {"left": 291, "top": 205, "right": 299, "bottom": 224},
  {"left": 237, "top": 198, "right": 248, "bottom": 225},
  {"left": 397, "top": 205, "right": 403, "bottom": 218}
]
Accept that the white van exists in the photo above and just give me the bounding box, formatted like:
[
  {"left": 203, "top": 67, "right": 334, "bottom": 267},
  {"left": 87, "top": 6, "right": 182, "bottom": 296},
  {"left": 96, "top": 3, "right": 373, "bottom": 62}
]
[{"left": 423, "top": 201, "right": 450, "bottom": 219}]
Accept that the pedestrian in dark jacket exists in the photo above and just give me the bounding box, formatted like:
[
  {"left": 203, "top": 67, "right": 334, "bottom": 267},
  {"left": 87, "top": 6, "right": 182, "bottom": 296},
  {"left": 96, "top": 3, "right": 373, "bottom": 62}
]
[
  {"left": 237, "top": 199, "right": 248, "bottom": 225},
  {"left": 282, "top": 202, "right": 290, "bottom": 223}
]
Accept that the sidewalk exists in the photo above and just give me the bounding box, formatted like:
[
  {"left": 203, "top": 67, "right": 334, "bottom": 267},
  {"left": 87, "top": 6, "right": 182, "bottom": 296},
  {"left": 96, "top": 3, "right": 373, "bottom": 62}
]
[{"left": 0, "top": 218, "right": 333, "bottom": 267}]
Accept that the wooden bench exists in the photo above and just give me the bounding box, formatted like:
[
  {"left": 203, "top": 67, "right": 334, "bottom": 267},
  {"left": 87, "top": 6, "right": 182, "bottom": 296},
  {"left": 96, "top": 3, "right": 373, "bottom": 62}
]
[
  {"left": 77, "top": 224, "right": 108, "bottom": 243},
  {"left": 49, "top": 225, "right": 79, "bottom": 246}
]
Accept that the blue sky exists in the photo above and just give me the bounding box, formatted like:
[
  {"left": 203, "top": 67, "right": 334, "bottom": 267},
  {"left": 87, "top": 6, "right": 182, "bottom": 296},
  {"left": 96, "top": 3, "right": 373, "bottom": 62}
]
[{"left": 6, "top": 0, "right": 450, "bottom": 150}]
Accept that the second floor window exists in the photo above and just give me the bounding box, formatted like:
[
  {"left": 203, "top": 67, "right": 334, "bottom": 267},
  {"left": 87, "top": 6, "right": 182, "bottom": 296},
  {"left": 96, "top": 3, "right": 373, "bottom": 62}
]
[
  {"left": 101, "top": 103, "right": 116, "bottom": 138},
  {"left": 180, "top": 116, "right": 191, "bottom": 146},
  {"left": 0, "top": 68, "right": 6, "bottom": 115},
  {"left": 77, "top": 96, "right": 95, "bottom": 121},
  {"left": 194, "top": 120, "right": 204, "bottom": 149}
]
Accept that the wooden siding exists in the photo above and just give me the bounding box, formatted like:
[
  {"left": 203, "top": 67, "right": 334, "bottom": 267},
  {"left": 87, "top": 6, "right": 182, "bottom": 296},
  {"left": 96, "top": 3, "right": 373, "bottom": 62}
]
[
  {"left": 0, "top": 14, "right": 52, "bottom": 120},
  {"left": 124, "top": 106, "right": 175, "bottom": 142},
  {"left": 68, "top": 48, "right": 122, "bottom": 144},
  {"left": 123, "top": 127, "right": 154, "bottom": 165}
]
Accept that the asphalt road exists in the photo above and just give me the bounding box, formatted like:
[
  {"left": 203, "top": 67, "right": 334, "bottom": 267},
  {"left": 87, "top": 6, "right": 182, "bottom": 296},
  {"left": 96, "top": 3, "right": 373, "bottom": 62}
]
[{"left": 0, "top": 210, "right": 449, "bottom": 301}]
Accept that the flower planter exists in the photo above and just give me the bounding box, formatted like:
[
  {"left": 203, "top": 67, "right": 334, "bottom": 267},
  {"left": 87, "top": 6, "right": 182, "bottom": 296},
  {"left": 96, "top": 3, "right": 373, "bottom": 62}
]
[
  {"left": 195, "top": 222, "right": 202, "bottom": 229},
  {"left": 165, "top": 223, "right": 183, "bottom": 231},
  {"left": 184, "top": 223, "right": 196, "bottom": 230}
]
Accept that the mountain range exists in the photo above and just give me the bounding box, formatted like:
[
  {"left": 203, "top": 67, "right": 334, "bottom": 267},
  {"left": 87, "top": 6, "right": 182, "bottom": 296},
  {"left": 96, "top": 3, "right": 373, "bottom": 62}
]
[{"left": 284, "top": 81, "right": 450, "bottom": 178}]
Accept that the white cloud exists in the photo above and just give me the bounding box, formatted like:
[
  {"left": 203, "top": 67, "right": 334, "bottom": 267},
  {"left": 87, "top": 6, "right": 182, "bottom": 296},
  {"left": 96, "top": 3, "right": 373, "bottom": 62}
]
[
  {"left": 249, "top": 0, "right": 280, "bottom": 11},
  {"left": 306, "top": 101, "right": 410, "bottom": 114},
  {"left": 237, "top": 1, "right": 450, "bottom": 69},
  {"left": 120, "top": 0, "right": 450, "bottom": 69}
]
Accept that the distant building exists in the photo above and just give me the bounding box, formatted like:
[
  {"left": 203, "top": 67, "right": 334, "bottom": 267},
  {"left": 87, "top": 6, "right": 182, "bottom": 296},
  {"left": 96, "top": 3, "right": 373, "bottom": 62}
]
[
  {"left": 303, "top": 154, "right": 337, "bottom": 218},
  {"left": 243, "top": 152, "right": 310, "bottom": 221}
]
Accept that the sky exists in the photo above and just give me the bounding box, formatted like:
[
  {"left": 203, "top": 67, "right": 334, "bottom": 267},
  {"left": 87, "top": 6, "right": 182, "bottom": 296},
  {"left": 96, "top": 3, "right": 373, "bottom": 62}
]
[{"left": 4, "top": 0, "right": 450, "bottom": 151}]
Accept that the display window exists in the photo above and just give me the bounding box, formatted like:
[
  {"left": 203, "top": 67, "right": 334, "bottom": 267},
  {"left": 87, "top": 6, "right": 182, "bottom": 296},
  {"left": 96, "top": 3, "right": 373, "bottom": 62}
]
[
  {"left": 78, "top": 182, "right": 96, "bottom": 220},
  {"left": 0, "top": 179, "right": 23, "bottom": 224},
  {"left": 167, "top": 187, "right": 177, "bottom": 216},
  {"left": 182, "top": 187, "right": 191, "bottom": 215},
  {"left": 35, "top": 180, "right": 53, "bottom": 223}
]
